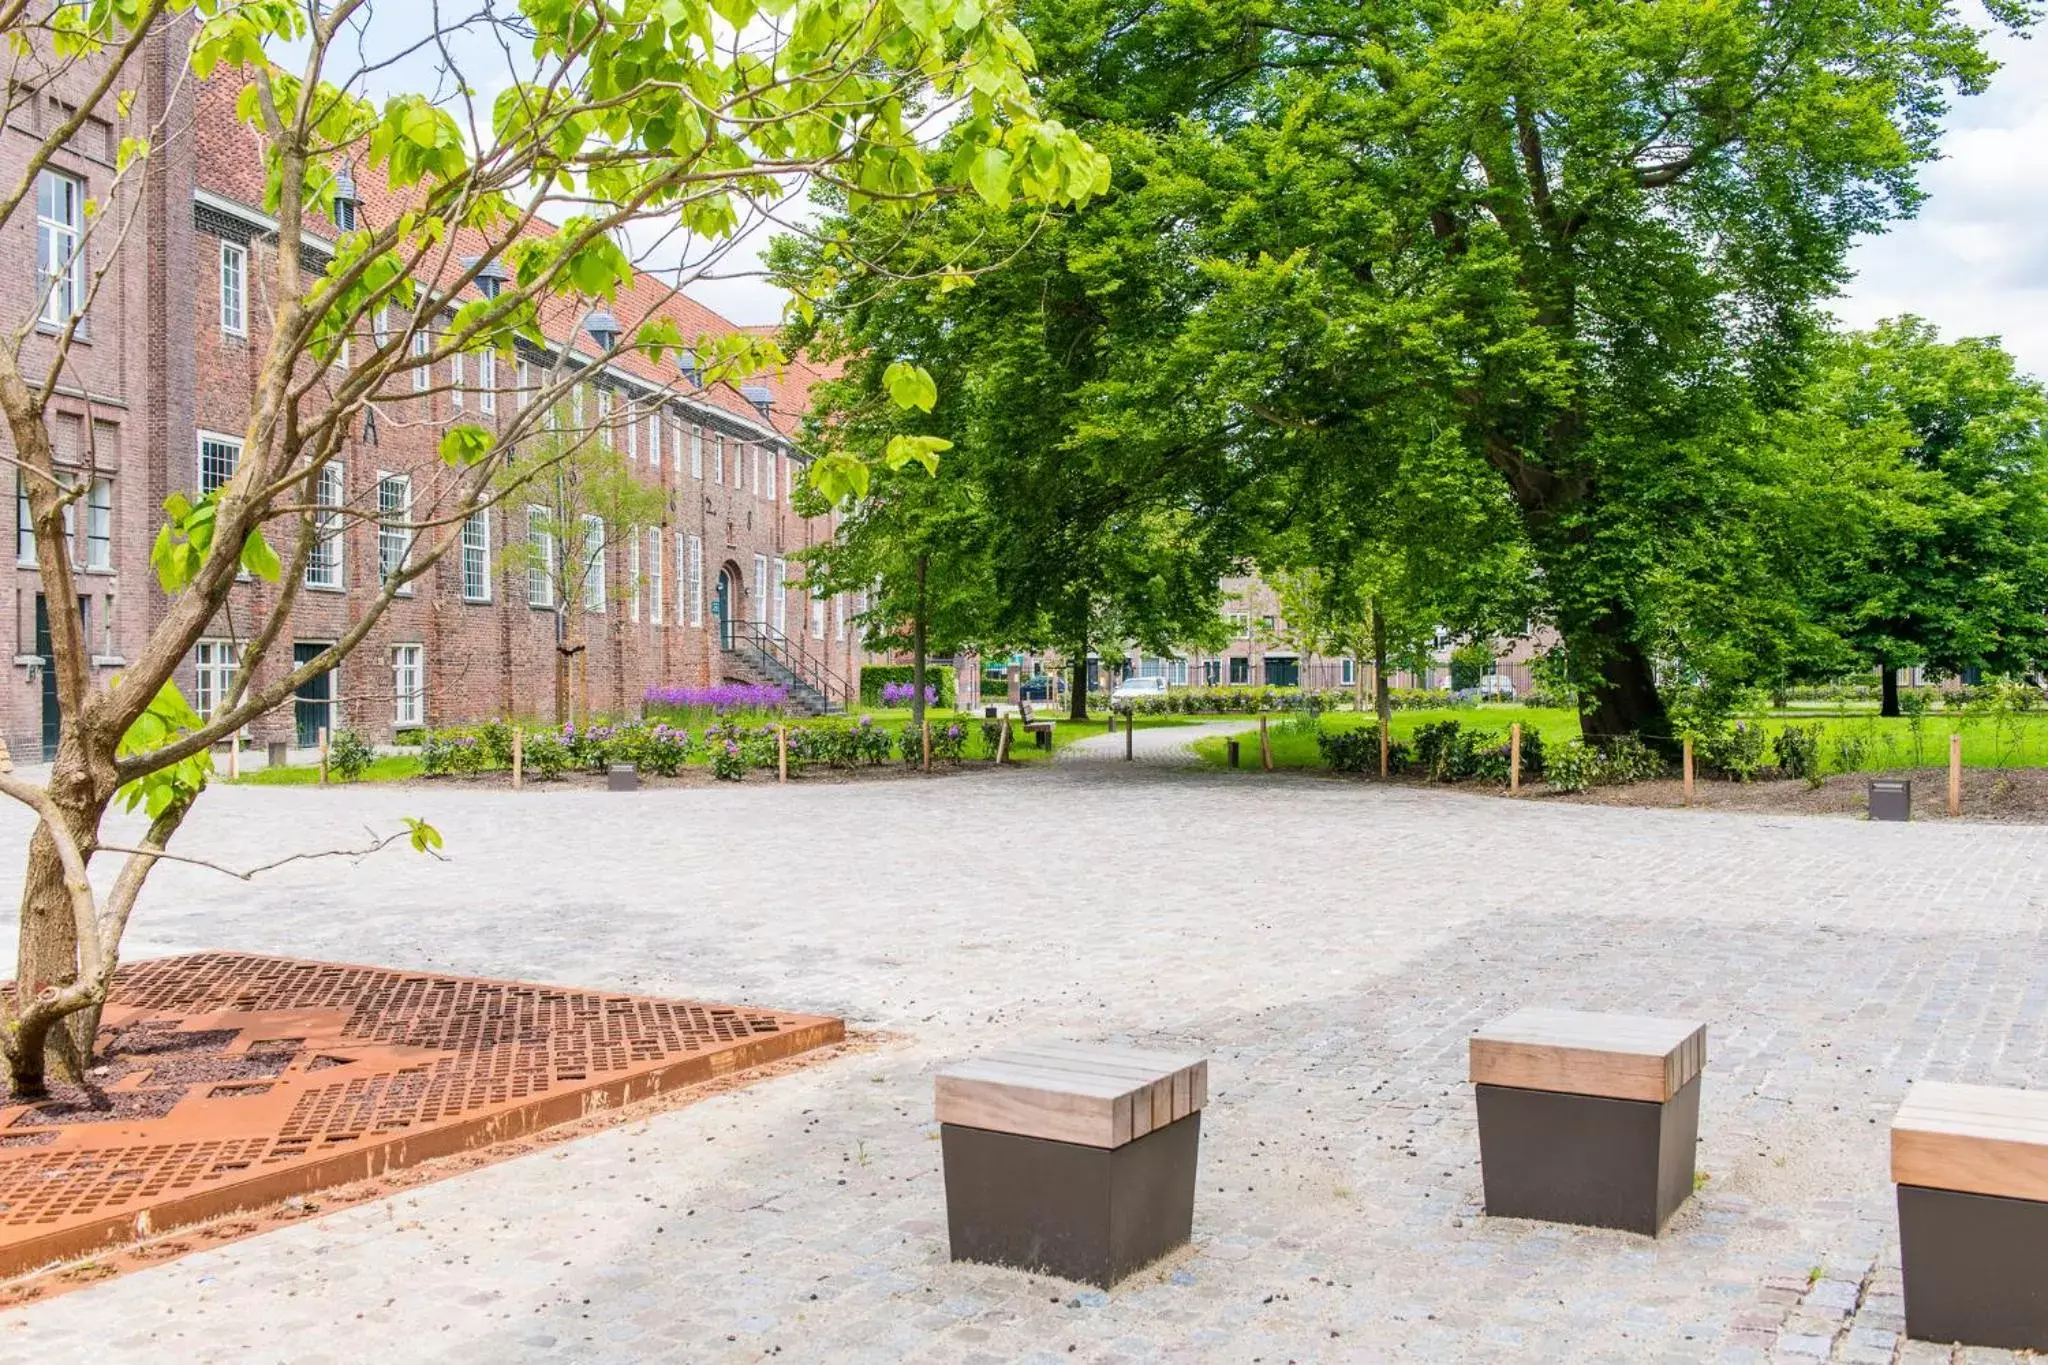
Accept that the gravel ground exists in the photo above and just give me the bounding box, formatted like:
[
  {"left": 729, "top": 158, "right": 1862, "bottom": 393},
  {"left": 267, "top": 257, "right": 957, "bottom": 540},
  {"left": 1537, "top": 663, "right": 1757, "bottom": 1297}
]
[{"left": 1, "top": 737, "right": 2044, "bottom": 1363}]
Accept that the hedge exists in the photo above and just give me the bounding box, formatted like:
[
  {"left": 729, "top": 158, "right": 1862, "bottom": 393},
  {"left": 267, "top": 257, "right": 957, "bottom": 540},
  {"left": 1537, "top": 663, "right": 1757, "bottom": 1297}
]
[{"left": 859, "top": 664, "right": 957, "bottom": 708}]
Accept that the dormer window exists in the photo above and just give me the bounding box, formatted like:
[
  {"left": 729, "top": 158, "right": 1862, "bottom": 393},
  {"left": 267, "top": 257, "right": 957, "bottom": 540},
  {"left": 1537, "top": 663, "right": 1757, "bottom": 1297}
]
[
  {"left": 584, "top": 311, "right": 620, "bottom": 352},
  {"left": 464, "top": 256, "right": 511, "bottom": 299},
  {"left": 741, "top": 384, "right": 774, "bottom": 422},
  {"left": 331, "top": 163, "right": 359, "bottom": 232},
  {"left": 678, "top": 348, "right": 701, "bottom": 386}
]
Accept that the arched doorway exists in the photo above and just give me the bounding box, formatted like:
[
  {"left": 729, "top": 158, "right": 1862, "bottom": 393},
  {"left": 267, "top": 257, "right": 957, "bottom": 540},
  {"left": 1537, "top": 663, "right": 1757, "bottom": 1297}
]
[{"left": 712, "top": 568, "right": 734, "bottom": 649}]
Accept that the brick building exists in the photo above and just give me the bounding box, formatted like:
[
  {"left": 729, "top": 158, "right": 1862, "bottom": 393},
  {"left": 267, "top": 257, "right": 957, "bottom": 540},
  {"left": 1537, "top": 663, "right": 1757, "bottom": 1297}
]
[{"left": 4, "top": 52, "right": 870, "bottom": 759}]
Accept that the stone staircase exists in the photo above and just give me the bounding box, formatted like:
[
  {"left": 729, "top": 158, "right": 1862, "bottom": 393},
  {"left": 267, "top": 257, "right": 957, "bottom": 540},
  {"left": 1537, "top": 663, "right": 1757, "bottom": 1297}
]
[{"left": 721, "top": 641, "right": 840, "bottom": 717}]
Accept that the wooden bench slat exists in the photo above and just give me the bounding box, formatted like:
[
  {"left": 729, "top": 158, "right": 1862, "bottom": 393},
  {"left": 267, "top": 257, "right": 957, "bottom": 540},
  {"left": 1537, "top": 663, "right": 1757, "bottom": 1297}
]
[
  {"left": 935, "top": 1045, "right": 1208, "bottom": 1148},
  {"left": 1470, "top": 1008, "right": 1707, "bottom": 1103},
  {"left": 1893, "top": 1081, "right": 2048, "bottom": 1202}
]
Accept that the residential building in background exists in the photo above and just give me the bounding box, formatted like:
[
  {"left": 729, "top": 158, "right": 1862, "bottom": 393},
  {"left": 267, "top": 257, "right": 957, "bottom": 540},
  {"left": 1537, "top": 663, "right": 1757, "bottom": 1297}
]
[{"left": 2, "top": 54, "right": 870, "bottom": 758}]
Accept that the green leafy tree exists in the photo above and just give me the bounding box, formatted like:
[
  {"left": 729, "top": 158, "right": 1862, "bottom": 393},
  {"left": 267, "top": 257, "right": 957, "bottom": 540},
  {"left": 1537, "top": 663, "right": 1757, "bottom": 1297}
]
[
  {"left": 495, "top": 408, "right": 669, "bottom": 725},
  {"left": 0, "top": 0, "right": 1100, "bottom": 1095},
  {"left": 905, "top": 0, "right": 2029, "bottom": 744},
  {"left": 1799, "top": 318, "right": 2048, "bottom": 713}
]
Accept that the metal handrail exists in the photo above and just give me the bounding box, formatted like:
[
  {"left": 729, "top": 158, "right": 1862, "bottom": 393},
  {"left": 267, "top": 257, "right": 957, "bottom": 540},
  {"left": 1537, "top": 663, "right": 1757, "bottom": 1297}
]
[{"left": 725, "top": 618, "right": 854, "bottom": 709}]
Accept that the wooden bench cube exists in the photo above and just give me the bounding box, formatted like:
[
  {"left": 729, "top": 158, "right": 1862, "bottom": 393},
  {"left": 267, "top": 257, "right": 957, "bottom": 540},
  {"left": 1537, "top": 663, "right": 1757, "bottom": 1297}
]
[
  {"left": 1893, "top": 1081, "right": 2048, "bottom": 1351},
  {"left": 1470, "top": 1008, "right": 1707, "bottom": 1235},
  {"left": 934, "top": 1044, "right": 1207, "bottom": 1288}
]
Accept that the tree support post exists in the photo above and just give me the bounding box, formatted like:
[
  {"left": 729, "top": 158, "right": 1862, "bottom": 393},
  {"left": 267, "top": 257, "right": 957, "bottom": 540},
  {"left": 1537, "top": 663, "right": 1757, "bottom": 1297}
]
[
  {"left": 995, "top": 719, "right": 1010, "bottom": 765},
  {"left": 1259, "top": 715, "right": 1272, "bottom": 771},
  {"left": 1124, "top": 710, "right": 1133, "bottom": 761},
  {"left": 318, "top": 727, "right": 329, "bottom": 785},
  {"left": 1949, "top": 733, "right": 1962, "bottom": 817},
  {"left": 921, "top": 721, "right": 930, "bottom": 772},
  {"left": 512, "top": 726, "right": 523, "bottom": 790},
  {"left": 1683, "top": 738, "right": 1694, "bottom": 806},
  {"left": 1510, "top": 723, "right": 1521, "bottom": 793},
  {"left": 779, "top": 724, "right": 790, "bottom": 783}
]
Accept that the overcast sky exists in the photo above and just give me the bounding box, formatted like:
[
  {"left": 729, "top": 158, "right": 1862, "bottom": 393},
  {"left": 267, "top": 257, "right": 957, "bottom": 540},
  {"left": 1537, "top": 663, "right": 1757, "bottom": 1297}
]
[
  {"left": 687, "top": 25, "right": 2048, "bottom": 383},
  {"left": 1834, "top": 25, "right": 2048, "bottom": 379}
]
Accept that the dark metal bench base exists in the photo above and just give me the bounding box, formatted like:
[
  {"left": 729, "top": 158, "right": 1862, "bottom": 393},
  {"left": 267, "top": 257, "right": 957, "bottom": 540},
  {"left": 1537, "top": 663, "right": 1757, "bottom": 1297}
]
[
  {"left": 941, "top": 1112, "right": 1200, "bottom": 1288},
  {"left": 1900, "top": 1183, "right": 2048, "bottom": 1350},
  {"left": 1476, "top": 1075, "right": 1699, "bottom": 1235}
]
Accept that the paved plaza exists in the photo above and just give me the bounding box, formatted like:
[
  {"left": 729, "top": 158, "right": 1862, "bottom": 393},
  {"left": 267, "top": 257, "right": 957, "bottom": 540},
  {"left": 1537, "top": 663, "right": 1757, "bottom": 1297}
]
[{"left": 3, "top": 729, "right": 2047, "bottom": 1363}]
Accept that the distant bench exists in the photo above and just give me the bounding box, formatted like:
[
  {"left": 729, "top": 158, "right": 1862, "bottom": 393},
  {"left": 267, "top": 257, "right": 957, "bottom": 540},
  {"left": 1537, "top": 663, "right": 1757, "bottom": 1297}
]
[
  {"left": 1470, "top": 1007, "right": 1707, "bottom": 1235},
  {"left": 1893, "top": 1081, "right": 2048, "bottom": 1351},
  {"left": 1016, "top": 700, "right": 1055, "bottom": 750},
  {"left": 935, "top": 1044, "right": 1207, "bottom": 1287}
]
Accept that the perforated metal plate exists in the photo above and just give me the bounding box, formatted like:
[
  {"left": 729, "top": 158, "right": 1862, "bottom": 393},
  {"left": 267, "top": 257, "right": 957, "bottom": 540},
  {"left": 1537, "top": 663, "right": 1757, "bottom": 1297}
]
[{"left": 0, "top": 953, "right": 840, "bottom": 1276}]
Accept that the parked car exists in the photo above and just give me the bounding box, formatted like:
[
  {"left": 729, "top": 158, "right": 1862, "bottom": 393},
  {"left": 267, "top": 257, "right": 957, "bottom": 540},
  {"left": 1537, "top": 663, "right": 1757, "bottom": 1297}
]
[
  {"left": 1018, "top": 674, "right": 1053, "bottom": 701},
  {"left": 1475, "top": 674, "right": 1516, "bottom": 700},
  {"left": 1110, "top": 676, "right": 1168, "bottom": 704}
]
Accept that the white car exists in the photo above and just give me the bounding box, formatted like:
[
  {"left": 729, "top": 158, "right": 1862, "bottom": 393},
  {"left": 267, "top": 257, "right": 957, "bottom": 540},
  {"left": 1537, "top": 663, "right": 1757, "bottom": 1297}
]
[
  {"left": 1110, "top": 676, "right": 1168, "bottom": 703},
  {"left": 1475, "top": 675, "right": 1517, "bottom": 700}
]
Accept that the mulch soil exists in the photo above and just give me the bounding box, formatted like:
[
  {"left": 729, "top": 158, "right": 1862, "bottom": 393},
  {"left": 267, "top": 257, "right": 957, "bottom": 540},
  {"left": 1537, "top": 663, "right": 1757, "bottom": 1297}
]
[
  {"left": 1545, "top": 764, "right": 2048, "bottom": 822},
  {"left": 389, "top": 760, "right": 993, "bottom": 791}
]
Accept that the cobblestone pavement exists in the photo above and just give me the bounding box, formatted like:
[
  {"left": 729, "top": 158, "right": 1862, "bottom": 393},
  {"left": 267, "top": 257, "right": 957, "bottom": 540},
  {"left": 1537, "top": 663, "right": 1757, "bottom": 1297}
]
[{"left": 3, "top": 763, "right": 2047, "bottom": 1363}]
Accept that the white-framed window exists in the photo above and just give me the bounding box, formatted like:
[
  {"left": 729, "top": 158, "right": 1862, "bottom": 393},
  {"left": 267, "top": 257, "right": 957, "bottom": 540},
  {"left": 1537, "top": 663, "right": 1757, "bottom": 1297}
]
[
  {"left": 84, "top": 476, "right": 111, "bottom": 570},
  {"left": 306, "top": 461, "right": 344, "bottom": 589},
  {"left": 648, "top": 411, "right": 662, "bottom": 470},
  {"left": 582, "top": 514, "right": 606, "bottom": 613},
  {"left": 14, "top": 472, "right": 73, "bottom": 563},
  {"left": 648, "top": 528, "right": 663, "bottom": 624},
  {"left": 765, "top": 446, "right": 777, "bottom": 501},
  {"left": 714, "top": 434, "right": 725, "bottom": 485},
  {"left": 516, "top": 359, "right": 532, "bottom": 410},
  {"left": 449, "top": 350, "right": 464, "bottom": 409},
  {"left": 527, "top": 505, "right": 554, "bottom": 608},
  {"left": 376, "top": 473, "right": 412, "bottom": 591},
  {"left": 690, "top": 425, "right": 703, "bottom": 479},
  {"left": 596, "top": 389, "right": 612, "bottom": 448},
  {"left": 478, "top": 350, "right": 496, "bottom": 415},
  {"left": 461, "top": 508, "right": 490, "bottom": 602},
  {"left": 391, "top": 643, "right": 424, "bottom": 727},
  {"left": 194, "top": 638, "right": 239, "bottom": 718},
  {"left": 753, "top": 554, "right": 767, "bottom": 624},
  {"left": 218, "top": 240, "right": 247, "bottom": 336},
  {"left": 411, "top": 330, "right": 430, "bottom": 392},
  {"left": 198, "top": 431, "right": 241, "bottom": 495},
  {"left": 835, "top": 594, "right": 846, "bottom": 641},
  {"left": 36, "top": 170, "right": 85, "bottom": 325},
  {"left": 773, "top": 557, "right": 788, "bottom": 635},
  {"left": 686, "top": 533, "right": 702, "bottom": 626},
  {"left": 372, "top": 306, "right": 391, "bottom": 350},
  {"left": 1170, "top": 657, "right": 1189, "bottom": 686},
  {"left": 810, "top": 590, "right": 825, "bottom": 639},
  {"left": 624, "top": 405, "right": 638, "bottom": 462},
  {"left": 628, "top": 533, "right": 641, "bottom": 621}
]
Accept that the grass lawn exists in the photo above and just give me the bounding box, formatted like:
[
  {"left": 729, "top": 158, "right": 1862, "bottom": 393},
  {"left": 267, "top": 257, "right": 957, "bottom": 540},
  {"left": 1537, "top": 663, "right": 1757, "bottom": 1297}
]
[
  {"left": 1190, "top": 704, "right": 2048, "bottom": 775},
  {"left": 233, "top": 754, "right": 424, "bottom": 786}
]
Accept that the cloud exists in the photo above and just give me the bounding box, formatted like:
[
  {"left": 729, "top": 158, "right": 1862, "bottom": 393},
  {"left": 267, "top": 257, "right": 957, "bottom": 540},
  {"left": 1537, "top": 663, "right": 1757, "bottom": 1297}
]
[{"left": 1836, "top": 27, "right": 2048, "bottom": 378}]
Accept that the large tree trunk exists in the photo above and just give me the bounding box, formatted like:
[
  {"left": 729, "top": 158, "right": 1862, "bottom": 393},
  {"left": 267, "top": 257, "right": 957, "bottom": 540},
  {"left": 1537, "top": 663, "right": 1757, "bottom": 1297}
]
[
  {"left": 1068, "top": 648, "right": 1088, "bottom": 721},
  {"left": 12, "top": 756, "right": 112, "bottom": 1096},
  {"left": 910, "top": 554, "right": 928, "bottom": 728},
  {"left": 1880, "top": 666, "right": 1900, "bottom": 718},
  {"left": 1573, "top": 616, "right": 1671, "bottom": 749}
]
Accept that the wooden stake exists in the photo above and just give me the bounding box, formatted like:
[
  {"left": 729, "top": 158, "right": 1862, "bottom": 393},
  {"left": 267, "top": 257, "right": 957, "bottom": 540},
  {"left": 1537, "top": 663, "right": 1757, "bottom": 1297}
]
[
  {"left": 1125, "top": 709, "right": 1134, "bottom": 761},
  {"left": 1949, "top": 732, "right": 1962, "bottom": 816},
  {"left": 1510, "top": 723, "right": 1521, "bottom": 794},
  {"left": 511, "top": 727, "right": 524, "bottom": 790},
  {"left": 921, "top": 719, "right": 931, "bottom": 771},
  {"left": 995, "top": 719, "right": 1010, "bottom": 764},
  {"left": 317, "top": 726, "right": 329, "bottom": 784},
  {"left": 778, "top": 724, "right": 790, "bottom": 782},
  {"left": 1683, "top": 737, "right": 1694, "bottom": 806},
  {"left": 227, "top": 734, "right": 240, "bottom": 780},
  {"left": 1379, "top": 721, "right": 1389, "bottom": 778},
  {"left": 1259, "top": 714, "right": 1272, "bottom": 771}
]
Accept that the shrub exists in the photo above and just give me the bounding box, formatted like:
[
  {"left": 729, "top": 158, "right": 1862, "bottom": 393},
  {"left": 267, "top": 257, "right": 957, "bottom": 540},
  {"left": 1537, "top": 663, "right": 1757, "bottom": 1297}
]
[
  {"left": 1449, "top": 642, "right": 1494, "bottom": 691},
  {"left": 931, "top": 720, "right": 968, "bottom": 761},
  {"left": 327, "top": 729, "right": 375, "bottom": 782},
  {"left": 859, "top": 665, "right": 955, "bottom": 708},
  {"left": 1830, "top": 728, "right": 1870, "bottom": 776},
  {"left": 638, "top": 723, "right": 693, "bottom": 777},
  {"left": 1773, "top": 724, "right": 1824, "bottom": 786},
  {"left": 1318, "top": 725, "right": 1408, "bottom": 773},
  {"left": 522, "top": 731, "right": 569, "bottom": 780},
  {"left": 1472, "top": 726, "right": 1546, "bottom": 784},
  {"left": 852, "top": 714, "right": 893, "bottom": 764},
  {"left": 980, "top": 718, "right": 1008, "bottom": 757},
  {"left": 644, "top": 683, "right": 788, "bottom": 720},
  {"left": 1545, "top": 741, "right": 1602, "bottom": 792},
  {"left": 477, "top": 719, "right": 516, "bottom": 767},
  {"left": 1700, "top": 721, "right": 1767, "bottom": 782},
  {"left": 1412, "top": 720, "right": 1497, "bottom": 782},
  {"left": 711, "top": 739, "right": 746, "bottom": 780},
  {"left": 1598, "top": 734, "right": 1667, "bottom": 784}
]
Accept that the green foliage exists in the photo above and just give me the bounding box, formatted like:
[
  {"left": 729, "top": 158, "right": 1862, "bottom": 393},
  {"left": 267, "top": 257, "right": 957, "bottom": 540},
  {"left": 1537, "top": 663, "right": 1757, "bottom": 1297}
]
[
  {"left": 1449, "top": 644, "right": 1494, "bottom": 692},
  {"left": 858, "top": 665, "right": 957, "bottom": 708},
  {"left": 327, "top": 730, "right": 376, "bottom": 782},
  {"left": 1773, "top": 724, "right": 1826, "bottom": 787},
  {"left": 1701, "top": 722, "right": 1770, "bottom": 783},
  {"left": 1317, "top": 725, "right": 1406, "bottom": 775},
  {"left": 115, "top": 680, "right": 212, "bottom": 817}
]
